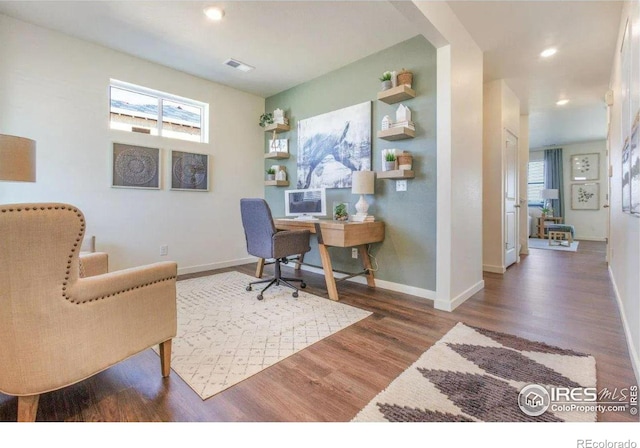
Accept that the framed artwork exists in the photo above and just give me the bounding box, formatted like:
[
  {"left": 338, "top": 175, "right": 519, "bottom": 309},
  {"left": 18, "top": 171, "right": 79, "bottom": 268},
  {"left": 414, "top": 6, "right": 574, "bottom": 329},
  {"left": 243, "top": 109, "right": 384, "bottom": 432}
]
[
  {"left": 112, "top": 143, "right": 160, "bottom": 189},
  {"left": 571, "top": 183, "right": 599, "bottom": 210},
  {"left": 570, "top": 153, "right": 599, "bottom": 181},
  {"left": 269, "top": 138, "right": 288, "bottom": 153},
  {"left": 171, "top": 150, "right": 209, "bottom": 191},
  {"left": 631, "top": 120, "right": 640, "bottom": 215},
  {"left": 623, "top": 141, "right": 631, "bottom": 213},
  {"left": 297, "top": 101, "right": 371, "bottom": 189}
]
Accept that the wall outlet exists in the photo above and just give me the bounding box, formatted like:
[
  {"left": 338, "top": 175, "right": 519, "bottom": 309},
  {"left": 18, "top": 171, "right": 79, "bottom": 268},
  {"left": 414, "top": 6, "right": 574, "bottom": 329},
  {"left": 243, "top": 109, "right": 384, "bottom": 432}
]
[
  {"left": 396, "top": 180, "right": 407, "bottom": 192},
  {"left": 352, "top": 248, "right": 358, "bottom": 259},
  {"left": 160, "top": 245, "right": 168, "bottom": 256}
]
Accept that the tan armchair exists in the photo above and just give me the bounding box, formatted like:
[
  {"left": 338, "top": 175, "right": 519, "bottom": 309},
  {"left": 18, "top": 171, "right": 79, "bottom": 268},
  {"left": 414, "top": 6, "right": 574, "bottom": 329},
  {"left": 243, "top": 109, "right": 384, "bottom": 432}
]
[{"left": 0, "top": 203, "right": 178, "bottom": 421}]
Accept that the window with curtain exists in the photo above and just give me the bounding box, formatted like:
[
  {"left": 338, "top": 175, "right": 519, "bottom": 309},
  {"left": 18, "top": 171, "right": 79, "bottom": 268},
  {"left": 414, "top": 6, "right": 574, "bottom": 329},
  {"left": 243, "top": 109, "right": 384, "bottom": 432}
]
[{"left": 528, "top": 158, "right": 545, "bottom": 206}]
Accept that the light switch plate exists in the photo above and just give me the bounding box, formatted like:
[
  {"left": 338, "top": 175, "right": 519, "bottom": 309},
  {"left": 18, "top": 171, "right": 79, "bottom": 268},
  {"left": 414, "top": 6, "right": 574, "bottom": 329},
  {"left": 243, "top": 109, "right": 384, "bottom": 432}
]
[{"left": 396, "top": 180, "right": 407, "bottom": 192}]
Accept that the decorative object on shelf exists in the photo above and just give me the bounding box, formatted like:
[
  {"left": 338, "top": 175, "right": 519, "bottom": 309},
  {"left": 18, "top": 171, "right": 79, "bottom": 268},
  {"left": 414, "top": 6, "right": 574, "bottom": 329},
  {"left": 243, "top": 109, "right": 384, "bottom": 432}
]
[
  {"left": 380, "top": 71, "right": 392, "bottom": 91},
  {"left": 273, "top": 108, "right": 288, "bottom": 125},
  {"left": 540, "top": 189, "right": 558, "bottom": 216},
  {"left": 381, "top": 149, "right": 396, "bottom": 171},
  {"left": 571, "top": 153, "right": 599, "bottom": 181},
  {"left": 297, "top": 101, "right": 372, "bottom": 189},
  {"left": 333, "top": 202, "right": 350, "bottom": 221},
  {"left": 275, "top": 166, "right": 287, "bottom": 181},
  {"left": 259, "top": 112, "right": 274, "bottom": 128},
  {"left": 571, "top": 183, "right": 599, "bottom": 210},
  {"left": 384, "top": 152, "right": 397, "bottom": 172},
  {"left": 381, "top": 115, "right": 391, "bottom": 131},
  {"left": 397, "top": 68, "right": 413, "bottom": 88},
  {"left": 266, "top": 168, "right": 276, "bottom": 181},
  {"left": 397, "top": 151, "right": 413, "bottom": 170},
  {"left": 112, "top": 143, "right": 160, "bottom": 189},
  {"left": 269, "top": 138, "right": 289, "bottom": 153},
  {"left": 171, "top": 150, "right": 209, "bottom": 191},
  {"left": 0, "top": 134, "right": 36, "bottom": 182},
  {"left": 391, "top": 70, "right": 398, "bottom": 88},
  {"left": 391, "top": 104, "right": 415, "bottom": 131},
  {"left": 351, "top": 170, "right": 375, "bottom": 222}
]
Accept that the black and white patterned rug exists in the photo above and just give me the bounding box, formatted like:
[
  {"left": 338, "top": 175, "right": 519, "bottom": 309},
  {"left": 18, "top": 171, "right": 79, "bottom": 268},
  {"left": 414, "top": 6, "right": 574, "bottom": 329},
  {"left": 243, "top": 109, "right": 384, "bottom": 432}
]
[{"left": 352, "top": 322, "right": 596, "bottom": 422}]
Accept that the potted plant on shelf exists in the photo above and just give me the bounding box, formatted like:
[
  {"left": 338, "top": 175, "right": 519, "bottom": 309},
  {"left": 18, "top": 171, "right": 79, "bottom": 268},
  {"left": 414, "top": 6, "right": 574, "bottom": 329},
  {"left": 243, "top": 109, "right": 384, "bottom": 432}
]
[
  {"left": 380, "top": 71, "right": 393, "bottom": 91},
  {"left": 333, "top": 202, "right": 349, "bottom": 221},
  {"left": 259, "top": 112, "right": 274, "bottom": 128},
  {"left": 384, "top": 152, "right": 397, "bottom": 171},
  {"left": 266, "top": 168, "right": 276, "bottom": 181}
]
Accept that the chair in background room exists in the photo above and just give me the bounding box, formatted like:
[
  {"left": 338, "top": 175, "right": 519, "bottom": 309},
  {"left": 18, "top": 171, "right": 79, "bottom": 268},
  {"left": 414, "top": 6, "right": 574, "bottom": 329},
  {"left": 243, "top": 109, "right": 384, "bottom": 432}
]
[
  {"left": 0, "top": 203, "right": 178, "bottom": 421},
  {"left": 240, "top": 198, "right": 311, "bottom": 300}
]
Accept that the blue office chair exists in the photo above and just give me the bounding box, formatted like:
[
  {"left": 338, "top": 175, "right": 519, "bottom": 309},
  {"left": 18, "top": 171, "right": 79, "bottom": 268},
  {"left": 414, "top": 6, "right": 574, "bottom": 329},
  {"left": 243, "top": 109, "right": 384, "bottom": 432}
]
[{"left": 240, "top": 198, "right": 311, "bottom": 300}]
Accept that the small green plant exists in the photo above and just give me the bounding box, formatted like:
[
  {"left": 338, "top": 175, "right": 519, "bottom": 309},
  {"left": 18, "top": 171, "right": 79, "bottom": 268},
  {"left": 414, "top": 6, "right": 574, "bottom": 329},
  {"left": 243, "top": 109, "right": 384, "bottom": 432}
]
[
  {"left": 379, "top": 71, "right": 392, "bottom": 82},
  {"left": 540, "top": 207, "right": 550, "bottom": 215},
  {"left": 266, "top": 168, "right": 276, "bottom": 175},
  {"left": 385, "top": 152, "right": 397, "bottom": 162},
  {"left": 259, "top": 112, "right": 274, "bottom": 128},
  {"left": 334, "top": 203, "right": 348, "bottom": 221}
]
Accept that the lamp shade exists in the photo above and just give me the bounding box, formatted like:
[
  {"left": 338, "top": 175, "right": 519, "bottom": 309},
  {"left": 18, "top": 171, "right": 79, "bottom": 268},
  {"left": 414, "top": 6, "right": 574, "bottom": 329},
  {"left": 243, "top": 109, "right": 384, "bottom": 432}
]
[
  {"left": 0, "top": 134, "right": 36, "bottom": 182},
  {"left": 351, "top": 170, "right": 375, "bottom": 195},
  {"left": 540, "top": 188, "right": 558, "bottom": 200}
]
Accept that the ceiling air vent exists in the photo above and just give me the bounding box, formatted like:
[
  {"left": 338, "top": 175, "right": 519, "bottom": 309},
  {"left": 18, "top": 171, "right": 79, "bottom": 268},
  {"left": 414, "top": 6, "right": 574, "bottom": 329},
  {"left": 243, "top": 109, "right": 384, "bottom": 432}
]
[{"left": 223, "top": 58, "right": 255, "bottom": 72}]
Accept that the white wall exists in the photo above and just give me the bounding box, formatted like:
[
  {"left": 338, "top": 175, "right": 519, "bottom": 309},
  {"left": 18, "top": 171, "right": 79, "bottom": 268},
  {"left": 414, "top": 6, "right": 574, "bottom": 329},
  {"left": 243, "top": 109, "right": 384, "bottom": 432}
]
[
  {"left": 519, "top": 116, "right": 530, "bottom": 252},
  {"left": 392, "top": 1, "right": 485, "bottom": 311},
  {"left": 482, "top": 80, "right": 520, "bottom": 273},
  {"left": 529, "top": 140, "right": 608, "bottom": 241},
  {"left": 0, "top": 14, "right": 265, "bottom": 274},
  {"left": 608, "top": 0, "right": 640, "bottom": 383}
]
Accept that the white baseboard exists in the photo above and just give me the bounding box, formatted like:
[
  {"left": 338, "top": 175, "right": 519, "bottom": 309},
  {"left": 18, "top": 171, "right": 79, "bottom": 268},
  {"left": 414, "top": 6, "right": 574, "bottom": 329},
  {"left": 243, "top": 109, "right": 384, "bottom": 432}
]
[
  {"left": 434, "top": 280, "right": 485, "bottom": 312},
  {"left": 608, "top": 266, "right": 640, "bottom": 386},
  {"left": 483, "top": 264, "right": 506, "bottom": 274},
  {"left": 178, "top": 256, "right": 257, "bottom": 276},
  {"left": 575, "top": 236, "right": 607, "bottom": 242},
  {"left": 298, "top": 264, "right": 436, "bottom": 300}
]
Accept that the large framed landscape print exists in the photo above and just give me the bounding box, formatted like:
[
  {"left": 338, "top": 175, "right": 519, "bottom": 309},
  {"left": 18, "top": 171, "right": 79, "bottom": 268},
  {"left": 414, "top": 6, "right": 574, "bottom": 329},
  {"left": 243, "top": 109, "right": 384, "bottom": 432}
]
[{"left": 112, "top": 143, "right": 160, "bottom": 189}]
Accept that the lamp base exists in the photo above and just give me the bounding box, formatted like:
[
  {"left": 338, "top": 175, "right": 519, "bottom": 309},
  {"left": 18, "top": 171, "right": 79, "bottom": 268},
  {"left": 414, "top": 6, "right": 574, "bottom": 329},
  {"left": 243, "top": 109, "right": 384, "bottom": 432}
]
[{"left": 355, "top": 194, "right": 369, "bottom": 216}]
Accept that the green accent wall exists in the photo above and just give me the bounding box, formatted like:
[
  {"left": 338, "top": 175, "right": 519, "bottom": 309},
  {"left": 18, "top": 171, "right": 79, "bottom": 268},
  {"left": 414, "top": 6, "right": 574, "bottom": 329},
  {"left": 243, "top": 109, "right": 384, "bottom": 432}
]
[{"left": 265, "top": 35, "right": 437, "bottom": 290}]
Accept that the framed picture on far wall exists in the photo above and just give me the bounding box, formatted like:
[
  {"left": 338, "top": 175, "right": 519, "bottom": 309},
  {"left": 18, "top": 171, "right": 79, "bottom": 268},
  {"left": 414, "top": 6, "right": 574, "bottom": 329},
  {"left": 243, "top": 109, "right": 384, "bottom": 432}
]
[
  {"left": 571, "top": 183, "right": 600, "bottom": 210},
  {"left": 631, "top": 121, "right": 640, "bottom": 215},
  {"left": 112, "top": 143, "right": 160, "bottom": 189},
  {"left": 623, "top": 140, "right": 631, "bottom": 213},
  {"left": 570, "top": 153, "right": 599, "bottom": 181},
  {"left": 170, "top": 150, "right": 209, "bottom": 191}
]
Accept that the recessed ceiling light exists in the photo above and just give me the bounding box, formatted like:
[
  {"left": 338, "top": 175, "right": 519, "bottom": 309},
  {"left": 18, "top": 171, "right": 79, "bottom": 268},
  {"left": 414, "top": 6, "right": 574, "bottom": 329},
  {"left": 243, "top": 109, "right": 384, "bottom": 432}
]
[
  {"left": 556, "top": 99, "right": 569, "bottom": 106},
  {"left": 204, "top": 6, "right": 225, "bottom": 21},
  {"left": 540, "top": 47, "right": 557, "bottom": 58},
  {"left": 223, "top": 58, "right": 255, "bottom": 72}
]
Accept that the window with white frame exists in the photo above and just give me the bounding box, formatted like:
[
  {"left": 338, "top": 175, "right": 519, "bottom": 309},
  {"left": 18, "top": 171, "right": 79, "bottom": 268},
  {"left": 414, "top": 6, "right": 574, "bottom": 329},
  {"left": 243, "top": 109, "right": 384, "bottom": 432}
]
[
  {"left": 527, "top": 152, "right": 545, "bottom": 206},
  {"left": 109, "top": 80, "right": 208, "bottom": 143}
]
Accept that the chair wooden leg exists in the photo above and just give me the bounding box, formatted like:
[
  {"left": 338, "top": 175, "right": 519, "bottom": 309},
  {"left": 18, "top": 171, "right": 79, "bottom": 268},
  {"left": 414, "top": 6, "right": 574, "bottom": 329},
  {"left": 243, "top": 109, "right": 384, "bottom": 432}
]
[
  {"left": 17, "top": 395, "right": 39, "bottom": 422},
  {"left": 159, "top": 339, "right": 172, "bottom": 378}
]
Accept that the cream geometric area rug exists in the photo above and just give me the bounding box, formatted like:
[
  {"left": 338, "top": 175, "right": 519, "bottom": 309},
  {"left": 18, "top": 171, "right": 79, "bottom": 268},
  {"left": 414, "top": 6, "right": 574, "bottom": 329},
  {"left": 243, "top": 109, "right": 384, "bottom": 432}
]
[
  {"left": 156, "top": 271, "right": 371, "bottom": 400},
  {"left": 353, "top": 322, "right": 596, "bottom": 422}
]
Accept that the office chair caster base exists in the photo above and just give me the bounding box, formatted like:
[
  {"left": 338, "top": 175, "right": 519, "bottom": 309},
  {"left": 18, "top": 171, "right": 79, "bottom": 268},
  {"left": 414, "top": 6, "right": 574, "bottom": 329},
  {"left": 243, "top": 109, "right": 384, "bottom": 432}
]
[
  {"left": 300, "top": 282, "right": 306, "bottom": 289},
  {"left": 292, "top": 291, "right": 298, "bottom": 298},
  {"left": 257, "top": 294, "right": 264, "bottom": 301},
  {"left": 246, "top": 286, "right": 252, "bottom": 291}
]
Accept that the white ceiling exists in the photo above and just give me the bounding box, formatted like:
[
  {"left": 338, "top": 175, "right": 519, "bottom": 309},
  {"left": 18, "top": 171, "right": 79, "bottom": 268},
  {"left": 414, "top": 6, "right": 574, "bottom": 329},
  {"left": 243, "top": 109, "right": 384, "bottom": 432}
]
[
  {"left": 448, "top": 1, "right": 622, "bottom": 148},
  {"left": 0, "top": 1, "right": 624, "bottom": 149}
]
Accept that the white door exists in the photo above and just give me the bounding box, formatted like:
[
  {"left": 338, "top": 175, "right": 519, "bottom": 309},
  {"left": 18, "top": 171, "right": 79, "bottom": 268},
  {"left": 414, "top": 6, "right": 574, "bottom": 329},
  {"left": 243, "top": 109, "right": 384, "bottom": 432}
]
[{"left": 504, "top": 130, "right": 519, "bottom": 268}]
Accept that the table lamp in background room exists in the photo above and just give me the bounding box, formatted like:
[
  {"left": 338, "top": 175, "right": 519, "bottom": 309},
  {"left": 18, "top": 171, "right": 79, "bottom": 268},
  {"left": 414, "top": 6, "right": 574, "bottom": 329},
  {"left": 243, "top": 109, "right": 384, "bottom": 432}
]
[
  {"left": 351, "top": 170, "right": 375, "bottom": 222},
  {"left": 540, "top": 189, "right": 558, "bottom": 216},
  {"left": 0, "top": 134, "right": 37, "bottom": 182}
]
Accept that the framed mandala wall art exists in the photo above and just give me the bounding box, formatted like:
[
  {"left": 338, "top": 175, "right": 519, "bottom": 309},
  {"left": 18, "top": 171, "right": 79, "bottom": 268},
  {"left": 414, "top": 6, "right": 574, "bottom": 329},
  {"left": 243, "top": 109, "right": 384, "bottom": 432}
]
[
  {"left": 170, "top": 150, "right": 209, "bottom": 191},
  {"left": 112, "top": 143, "right": 160, "bottom": 189}
]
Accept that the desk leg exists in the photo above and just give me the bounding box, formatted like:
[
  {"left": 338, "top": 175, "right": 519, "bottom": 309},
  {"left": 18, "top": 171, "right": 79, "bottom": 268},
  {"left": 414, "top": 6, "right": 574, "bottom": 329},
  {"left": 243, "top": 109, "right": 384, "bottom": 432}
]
[
  {"left": 318, "top": 243, "right": 339, "bottom": 301},
  {"left": 295, "top": 253, "right": 305, "bottom": 271},
  {"left": 358, "top": 245, "right": 376, "bottom": 287},
  {"left": 255, "top": 258, "right": 265, "bottom": 278}
]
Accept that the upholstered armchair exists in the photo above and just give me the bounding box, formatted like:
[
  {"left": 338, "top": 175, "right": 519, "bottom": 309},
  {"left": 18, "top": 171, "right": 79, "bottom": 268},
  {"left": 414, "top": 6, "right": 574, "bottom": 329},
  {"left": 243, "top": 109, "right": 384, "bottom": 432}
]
[{"left": 0, "top": 203, "right": 178, "bottom": 421}]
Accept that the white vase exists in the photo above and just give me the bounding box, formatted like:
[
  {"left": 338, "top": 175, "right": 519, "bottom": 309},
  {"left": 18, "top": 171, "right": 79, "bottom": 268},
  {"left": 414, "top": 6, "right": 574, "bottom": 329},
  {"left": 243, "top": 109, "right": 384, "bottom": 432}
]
[{"left": 381, "top": 80, "right": 392, "bottom": 91}]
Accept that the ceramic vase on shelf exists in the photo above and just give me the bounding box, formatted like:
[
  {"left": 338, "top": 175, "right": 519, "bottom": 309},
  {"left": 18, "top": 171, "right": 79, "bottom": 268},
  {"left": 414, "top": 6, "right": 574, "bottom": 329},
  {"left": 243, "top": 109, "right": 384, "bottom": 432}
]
[
  {"left": 266, "top": 174, "right": 275, "bottom": 181},
  {"left": 384, "top": 161, "right": 396, "bottom": 171},
  {"left": 381, "top": 80, "right": 392, "bottom": 91}
]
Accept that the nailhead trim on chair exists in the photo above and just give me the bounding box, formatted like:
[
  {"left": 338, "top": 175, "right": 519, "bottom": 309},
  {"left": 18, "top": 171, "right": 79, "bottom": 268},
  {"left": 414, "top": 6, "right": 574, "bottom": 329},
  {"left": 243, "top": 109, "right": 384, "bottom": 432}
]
[{"left": 1, "top": 204, "right": 177, "bottom": 304}]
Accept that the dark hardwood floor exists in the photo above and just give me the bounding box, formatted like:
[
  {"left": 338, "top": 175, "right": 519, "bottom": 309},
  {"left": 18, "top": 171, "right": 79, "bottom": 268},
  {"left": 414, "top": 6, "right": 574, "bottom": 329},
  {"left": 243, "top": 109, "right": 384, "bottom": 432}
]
[{"left": 1, "top": 240, "right": 637, "bottom": 422}]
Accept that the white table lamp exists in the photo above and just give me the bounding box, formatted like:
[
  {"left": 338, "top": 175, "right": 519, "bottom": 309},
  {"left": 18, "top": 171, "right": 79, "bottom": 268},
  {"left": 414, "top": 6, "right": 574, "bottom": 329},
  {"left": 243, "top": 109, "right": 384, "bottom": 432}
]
[
  {"left": 540, "top": 188, "right": 558, "bottom": 213},
  {"left": 0, "top": 134, "right": 36, "bottom": 182},
  {"left": 351, "top": 170, "right": 375, "bottom": 221}
]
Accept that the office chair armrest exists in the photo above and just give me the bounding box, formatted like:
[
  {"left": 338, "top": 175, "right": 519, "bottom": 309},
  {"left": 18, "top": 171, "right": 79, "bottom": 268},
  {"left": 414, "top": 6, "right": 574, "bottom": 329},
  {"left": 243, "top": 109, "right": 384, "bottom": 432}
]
[{"left": 272, "top": 229, "right": 311, "bottom": 259}]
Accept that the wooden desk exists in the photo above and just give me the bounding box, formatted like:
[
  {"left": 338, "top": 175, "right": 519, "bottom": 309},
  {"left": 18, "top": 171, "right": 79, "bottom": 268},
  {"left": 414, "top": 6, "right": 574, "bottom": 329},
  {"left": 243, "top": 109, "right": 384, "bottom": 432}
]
[
  {"left": 255, "top": 219, "right": 385, "bottom": 301},
  {"left": 536, "top": 216, "right": 563, "bottom": 239}
]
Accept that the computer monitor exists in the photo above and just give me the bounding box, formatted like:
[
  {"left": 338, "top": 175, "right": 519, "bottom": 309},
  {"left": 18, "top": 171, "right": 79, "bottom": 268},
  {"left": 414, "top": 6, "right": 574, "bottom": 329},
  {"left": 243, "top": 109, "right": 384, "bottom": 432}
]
[{"left": 284, "top": 188, "right": 327, "bottom": 220}]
